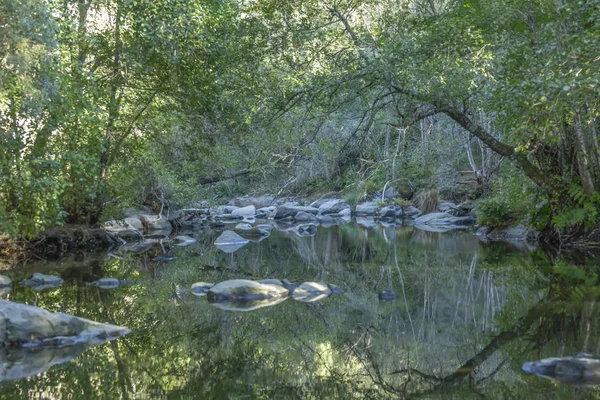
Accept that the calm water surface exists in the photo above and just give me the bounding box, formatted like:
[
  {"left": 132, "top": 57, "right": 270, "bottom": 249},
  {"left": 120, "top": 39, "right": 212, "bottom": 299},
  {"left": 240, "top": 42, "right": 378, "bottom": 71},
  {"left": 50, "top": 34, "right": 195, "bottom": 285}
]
[{"left": 0, "top": 222, "right": 598, "bottom": 398}]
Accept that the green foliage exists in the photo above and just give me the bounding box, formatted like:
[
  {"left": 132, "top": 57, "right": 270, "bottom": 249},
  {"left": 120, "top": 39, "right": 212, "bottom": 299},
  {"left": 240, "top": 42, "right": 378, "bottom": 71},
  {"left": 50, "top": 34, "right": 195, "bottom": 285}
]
[
  {"left": 393, "top": 198, "right": 412, "bottom": 207},
  {"left": 477, "top": 198, "right": 512, "bottom": 228},
  {"left": 553, "top": 185, "right": 600, "bottom": 231}
]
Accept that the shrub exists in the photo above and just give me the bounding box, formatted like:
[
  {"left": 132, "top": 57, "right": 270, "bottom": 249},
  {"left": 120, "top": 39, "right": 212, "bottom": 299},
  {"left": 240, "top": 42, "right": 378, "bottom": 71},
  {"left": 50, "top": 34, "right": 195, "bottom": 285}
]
[
  {"left": 414, "top": 189, "right": 439, "bottom": 213},
  {"left": 477, "top": 198, "right": 512, "bottom": 228}
]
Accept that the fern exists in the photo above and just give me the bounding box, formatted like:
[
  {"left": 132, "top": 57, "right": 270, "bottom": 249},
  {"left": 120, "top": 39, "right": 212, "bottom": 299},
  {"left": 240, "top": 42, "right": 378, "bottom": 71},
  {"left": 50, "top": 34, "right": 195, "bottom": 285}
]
[{"left": 553, "top": 184, "right": 600, "bottom": 231}]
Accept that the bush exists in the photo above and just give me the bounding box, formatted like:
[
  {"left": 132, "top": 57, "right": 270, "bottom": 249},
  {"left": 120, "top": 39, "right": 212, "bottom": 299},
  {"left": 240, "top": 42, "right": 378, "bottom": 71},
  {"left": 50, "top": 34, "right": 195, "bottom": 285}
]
[
  {"left": 477, "top": 198, "right": 512, "bottom": 228},
  {"left": 414, "top": 189, "right": 439, "bottom": 213}
]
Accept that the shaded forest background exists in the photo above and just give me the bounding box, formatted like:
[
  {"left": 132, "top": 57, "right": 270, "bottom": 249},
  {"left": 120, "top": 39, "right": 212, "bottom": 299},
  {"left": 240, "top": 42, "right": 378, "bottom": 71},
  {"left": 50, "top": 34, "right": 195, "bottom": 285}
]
[{"left": 1, "top": 0, "right": 599, "bottom": 242}]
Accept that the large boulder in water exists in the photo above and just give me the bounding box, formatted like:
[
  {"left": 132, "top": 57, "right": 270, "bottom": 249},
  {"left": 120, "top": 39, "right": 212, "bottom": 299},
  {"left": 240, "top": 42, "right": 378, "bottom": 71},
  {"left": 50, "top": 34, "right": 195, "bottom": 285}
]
[
  {"left": 318, "top": 200, "right": 350, "bottom": 215},
  {"left": 522, "top": 353, "right": 600, "bottom": 387},
  {"left": 0, "top": 300, "right": 130, "bottom": 347},
  {"left": 207, "top": 279, "right": 288, "bottom": 302}
]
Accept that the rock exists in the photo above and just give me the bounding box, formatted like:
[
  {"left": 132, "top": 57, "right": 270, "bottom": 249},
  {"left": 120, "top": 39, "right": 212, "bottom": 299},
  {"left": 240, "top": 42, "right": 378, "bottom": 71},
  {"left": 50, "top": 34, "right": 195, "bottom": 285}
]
[
  {"left": 258, "top": 279, "right": 297, "bottom": 293},
  {"left": 207, "top": 279, "right": 289, "bottom": 302},
  {"left": 21, "top": 273, "right": 64, "bottom": 288},
  {"left": 273, "top": 205, "right": 319, "bottom": 220},
  {"left": 0, "top": 300, "right": 130, "bottom": 347},
  {"left": 209, "top": 296, "right": 287, "bottom": 312},
  {"left": 0, "top": 287, "right": 11, "bottom": 297},
  {"left": 1, "top": 343, "right": 92, "bottom": 382},
  {"left": 182, "top": 208, "right": 210, "bottom": 218},
  {"left": 383, "top": 186, "right": 399, "bottom": 200},
  {"left": 233, "top": 195, "right": 276, "bottom": 209},
  {"left": 450, "top": 200, "right": 477, "bottom": 217},
  {"left": 214, "top": 230, "right": 250, "bottom": 245},
  {"left": 139, "top": 214, "right": 173, "bottom": 235},
  {"left": 256, "top": 206, "right": 276, "bottom": 218},
  {"left": 413, "top": 212, "right": 475, "bottom": 226},
  {"left": 379, "top": 205, "right": 403, "bottom": 220},
  {"left": 327, "top": 284, "right": 343, "bottom": 295},
  {"left": 414, "top": 224, "right": 467, "bottom": 233},
  {"left": 356, "top": 202, "right": 379, "bottom": 216},
  {"left": 379, "top": 290, "right": 397, "bottom": 301},
  {"left": 295, "top": 211, "right": 318, "bottom": 222},
  {"left": 86, "top": 278, "right": 143, "bottom": 289},
  {"left": 295, "top": 224, "right": 318, "bottom": 236},
  {"left": 173, "top": 235, "right": 197, "bottom": 246},
  {"left": 87, "top": 278, "right": 119, "bottom": 288},
  {"left": 292, "top": 282, "right": 332, "bottom": 302},
  {"left": 103, "top": 220, "right": 143, "bottom": 241},
  {"left": 123, "top": 217, "right": 144, "bottom": 232},
  {"left": 438, "top": 201, "right": 457, "bottom": 212},
  {"left": 318, "top": 200, "right": 350, "bottom": 215},
  {"left": 338, "top": 207, "right": 352, "bottom": 216},
  {"left": 231, "top": 205, "right": 256, "bottom": 217},
  {"left": 477, "top": 224, "right": 536, "bottom": 241},
  {"left": 0, "top": 275, "right": 12, "bottom": 287},
  {"left": 319, "top": 215, "right": 350, "bottom": 228},
  {"left": 356, "top": 217, "right": 378, "bottom": 229},
  {"left": 522, "top": 353, "right": 600, "bottom": 387},
  {"left": 191, "top": 282, "right": 215, "bottom": 296},
  {"left": 309, "top": 198, "right": 337, "bottom": 209},
  {"left": 235, "top": 227, "right": 270, "bottom": 241},
  {"left": 235, "top": 223, "right": 253, "bottom": 230},
  {"left": 402, "top": 205, "right": 421, "bottom": 218}
]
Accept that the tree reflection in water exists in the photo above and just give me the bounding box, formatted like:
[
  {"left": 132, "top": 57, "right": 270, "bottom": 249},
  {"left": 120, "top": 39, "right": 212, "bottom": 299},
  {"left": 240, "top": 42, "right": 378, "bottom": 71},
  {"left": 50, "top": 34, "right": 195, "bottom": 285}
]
[{"left": 1, "top": 224, "right": 599, "bottom": 399}]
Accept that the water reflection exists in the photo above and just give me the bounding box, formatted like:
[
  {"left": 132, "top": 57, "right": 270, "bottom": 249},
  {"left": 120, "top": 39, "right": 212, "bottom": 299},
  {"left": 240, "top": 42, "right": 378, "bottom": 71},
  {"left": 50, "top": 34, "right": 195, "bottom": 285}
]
[{"left": 0, "top": 222, "right": 598, "bottom": 398}]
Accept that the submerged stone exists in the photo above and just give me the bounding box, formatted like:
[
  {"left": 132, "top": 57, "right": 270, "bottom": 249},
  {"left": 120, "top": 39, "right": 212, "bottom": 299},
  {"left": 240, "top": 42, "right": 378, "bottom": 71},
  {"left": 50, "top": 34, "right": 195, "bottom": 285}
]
[
  {"left": 207, "top": 279, "right": 288, "bottom": 302},
  {"left": 209, "top": 296, "right": 287, "bottom": 312},
  {"left": 522, "top": 353, "right": 600, "bottom": 387}
]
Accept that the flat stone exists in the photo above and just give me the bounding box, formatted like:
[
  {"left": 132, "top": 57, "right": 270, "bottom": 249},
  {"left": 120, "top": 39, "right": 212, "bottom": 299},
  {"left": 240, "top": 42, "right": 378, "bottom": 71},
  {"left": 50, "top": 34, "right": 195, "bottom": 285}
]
[{"left": 231, "top": 205, "right": 256, "bottom": 217}]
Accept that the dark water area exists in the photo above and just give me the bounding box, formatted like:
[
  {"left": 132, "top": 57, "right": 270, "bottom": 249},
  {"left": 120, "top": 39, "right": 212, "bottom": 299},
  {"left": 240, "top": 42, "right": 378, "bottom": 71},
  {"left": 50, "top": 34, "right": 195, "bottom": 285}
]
[{"left": 1, "top": 221, "right": 599, "bottom": 398}]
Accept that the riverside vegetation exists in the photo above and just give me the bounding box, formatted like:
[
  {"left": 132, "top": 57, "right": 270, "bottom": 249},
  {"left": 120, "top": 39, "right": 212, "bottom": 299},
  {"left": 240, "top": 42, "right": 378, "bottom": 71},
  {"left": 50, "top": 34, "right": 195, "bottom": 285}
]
[{"left": 1, "top": 0, "right": 599, "bottom": 247}]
